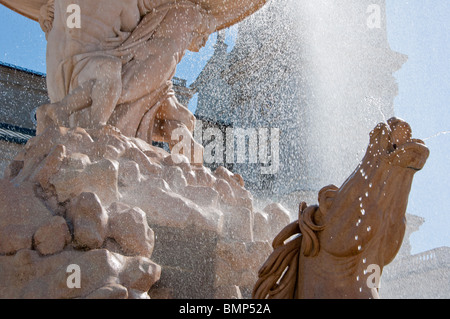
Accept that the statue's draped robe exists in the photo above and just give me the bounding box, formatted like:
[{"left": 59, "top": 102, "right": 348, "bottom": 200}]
[
  {"left": 0, "top": 0, "right": 269, "bottom": 142},
  {"left": 47, "top": 1, "right": 192, "bottom": 142}
]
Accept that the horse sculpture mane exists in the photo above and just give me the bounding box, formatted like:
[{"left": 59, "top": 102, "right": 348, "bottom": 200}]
[
  {"left": 253, "top": 118, "right": 429, "bottom": 299},
  {"left": 253, "top": 201, "right": 324, "bottom": 299}
]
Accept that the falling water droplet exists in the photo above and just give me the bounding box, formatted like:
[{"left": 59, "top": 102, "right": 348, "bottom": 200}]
[
  {"left": 358, "top": 245, "right": 362, "bottom": 251},
  {"left": 355, "top": 235, "right": 359, "bottom": 240},
  {"left": 361, "top": 209, "right": 366, "bottom": 215},
  {"left": 367, "top": 226, "right": 371, "bottom": 232},
  {"left": 363, "top": 258, "right": 367, "bottom": 264}
]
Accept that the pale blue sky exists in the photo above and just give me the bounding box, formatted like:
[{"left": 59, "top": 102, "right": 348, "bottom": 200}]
[
  {"left": 0, "top": 1, "right": 448, "bottom": 254},
  {"left": 386, "top": 0, "right": 450, "bottom": 254}
]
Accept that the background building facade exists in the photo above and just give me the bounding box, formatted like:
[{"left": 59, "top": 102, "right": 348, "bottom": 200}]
[{"left": 193, "top": 0, "right": 407, "bottom": 210}]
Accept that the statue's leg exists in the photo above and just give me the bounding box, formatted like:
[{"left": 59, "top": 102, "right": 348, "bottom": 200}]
[
  {"left": 86, "top": 57, "right": 123, "bottom": 129},
  {"left": 155, "top": 94, "right": 196, "bottom": 132},
  {"left": 35, "top": 80, "right": 95, "bottom": 134},
  {"left": 116, "top": 5, "right": 209, "bottom": 165},
  {"left": 37, "top": 56, "right": 123, "bottom": 132},
  {"left": 151, "top": 93, "right": 203, "bottom": 165}
]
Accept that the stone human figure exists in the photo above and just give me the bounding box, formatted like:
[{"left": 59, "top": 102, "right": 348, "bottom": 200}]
[
  {"left": 1, "top": 0, "right": 268, "bottom": 162},
  {"left": 36, "top": 0, "right": 213, "bottom": 127},
  {"left": 33, "top": 0, "right": 220, "bottom": 163}
]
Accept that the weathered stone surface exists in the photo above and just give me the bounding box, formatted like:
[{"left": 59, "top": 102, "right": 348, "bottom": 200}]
[
  {"left": 216, "top": 241, "right": 249, "bottom": 271},
  {"left": 50, "top": 159, "right": 119, "bottom": 205},
  {"left": 67, "top": 192, "right": 109, "bottom": 249},
  {"left": 224, "top": 207, "right": 253, "bottom": 242},
  {"left": 149, "top": 225, "right": 218, "bottom": 299},
  {"left": 109, "top": 204, "right": 155, "bottom": 257},
  {"left": 181, "top": 185, "right": 219, "bottom": 207},
  {"left": 64, "top": 153, "right": 91, "bottom": 170},
  {"left": 0, "top": 125, "right": 286, "bottom": 299},
  {"left": 193, "top": 166, "right": 216, "bottom": 188},
  {"left": 118, "top": 160, "right": 142, "bottom": 187},
  {"left": 34, "top": 216, "right": 71, "bottom": 255},
  {"left": 214, "top": 178, "right": 235, "bottom": 205},
  {"left": 263, "top": 203, "right": 291, "bottom": 239},
  {"left": 0, "top": 180, "right": 53, "bottom": 255},
  {"left": 85, "top": 284, "right": 129, "bottom": 299},
  {"left": 0, "top": 249, "right": 160, "bottom": 299},
  {"left": 30, "top": 144, "right": 66, "bottom": 190},
  {"left": 0, "top": 0, "right": 273, "bottom": 298},
  {"left": 214, "top": 285, "right": 243, "bottom": 299},
  {"left": 122, "top": 185, "right": 224, "bottom": 233},
  {"left": 253, "top": 211, "right": 271, "bottom": 242},
  {"left": 162, "top": 153, "right": 191, "bottom": 167},
  {"left": 216, "top": 241, "right": 272, "bottom": 273},
  {"left": 163, "top": 166, "right": 188, "bottom": 191},
  {"left": 214, "top": 166, "right": 245, "bottom": 188},
  {"left": 123, "top": 147, "right": 162, "bottom": 176},
  {"left": 120, "top": 257, "right": 161, "bottom": 292},
  {"left": 0, "top": 225, "right": 34, "bottom": 255},
  {"left": 215, "top": 240, "right": 272, "bottom": 294},
  {"left": 211, "top": 167, "right": 254, "bottom": 211}
]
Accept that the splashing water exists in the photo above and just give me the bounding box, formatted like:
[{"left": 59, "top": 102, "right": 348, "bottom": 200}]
[
  {"left": 378, "top": 103, "right": 390, "bottom": 128},
  {"left": 422, "top": 131, "right": 450, "bottom": 141}
]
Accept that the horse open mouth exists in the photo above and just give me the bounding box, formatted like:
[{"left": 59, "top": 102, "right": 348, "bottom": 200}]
[{"left": 387, "top": 138, "right": 429, "bottom": 171}]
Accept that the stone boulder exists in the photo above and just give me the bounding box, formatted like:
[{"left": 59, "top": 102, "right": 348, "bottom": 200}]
[
  {"left": 0, "top": 124, "right": 291, "bottom": 299},
  {"left": 0, "top": 180, "right": 53, "bottom": 255},
  {"left": 33, "top": 216, "right": 71, "bottom": 256},
  {"left": 0, "top": 248, "right": 160, "bottom": 299}
]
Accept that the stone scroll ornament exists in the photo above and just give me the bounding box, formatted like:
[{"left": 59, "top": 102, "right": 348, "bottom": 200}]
[
  {"left": 0, "top": 0, "right": 268, "bottom": 164},
  {"left": 253, "top": 118, "right": 430, "bottom": 299}
]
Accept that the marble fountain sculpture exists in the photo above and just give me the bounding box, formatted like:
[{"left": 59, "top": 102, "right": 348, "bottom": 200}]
[
  {"left": 0, "top": 0, "right": 278, "bottom": 299},
  {"left": 0, "top": 0, "right": 428, "bottom": 299}
]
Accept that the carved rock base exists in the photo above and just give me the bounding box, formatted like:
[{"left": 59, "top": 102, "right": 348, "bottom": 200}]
[{"left": 0, "top": 125, "right": 287, "bottom": 299}]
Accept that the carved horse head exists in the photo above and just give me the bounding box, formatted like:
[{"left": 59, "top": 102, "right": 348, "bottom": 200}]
[{"left": 253, "top": 118, "right": 429, "bottom": 299}]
